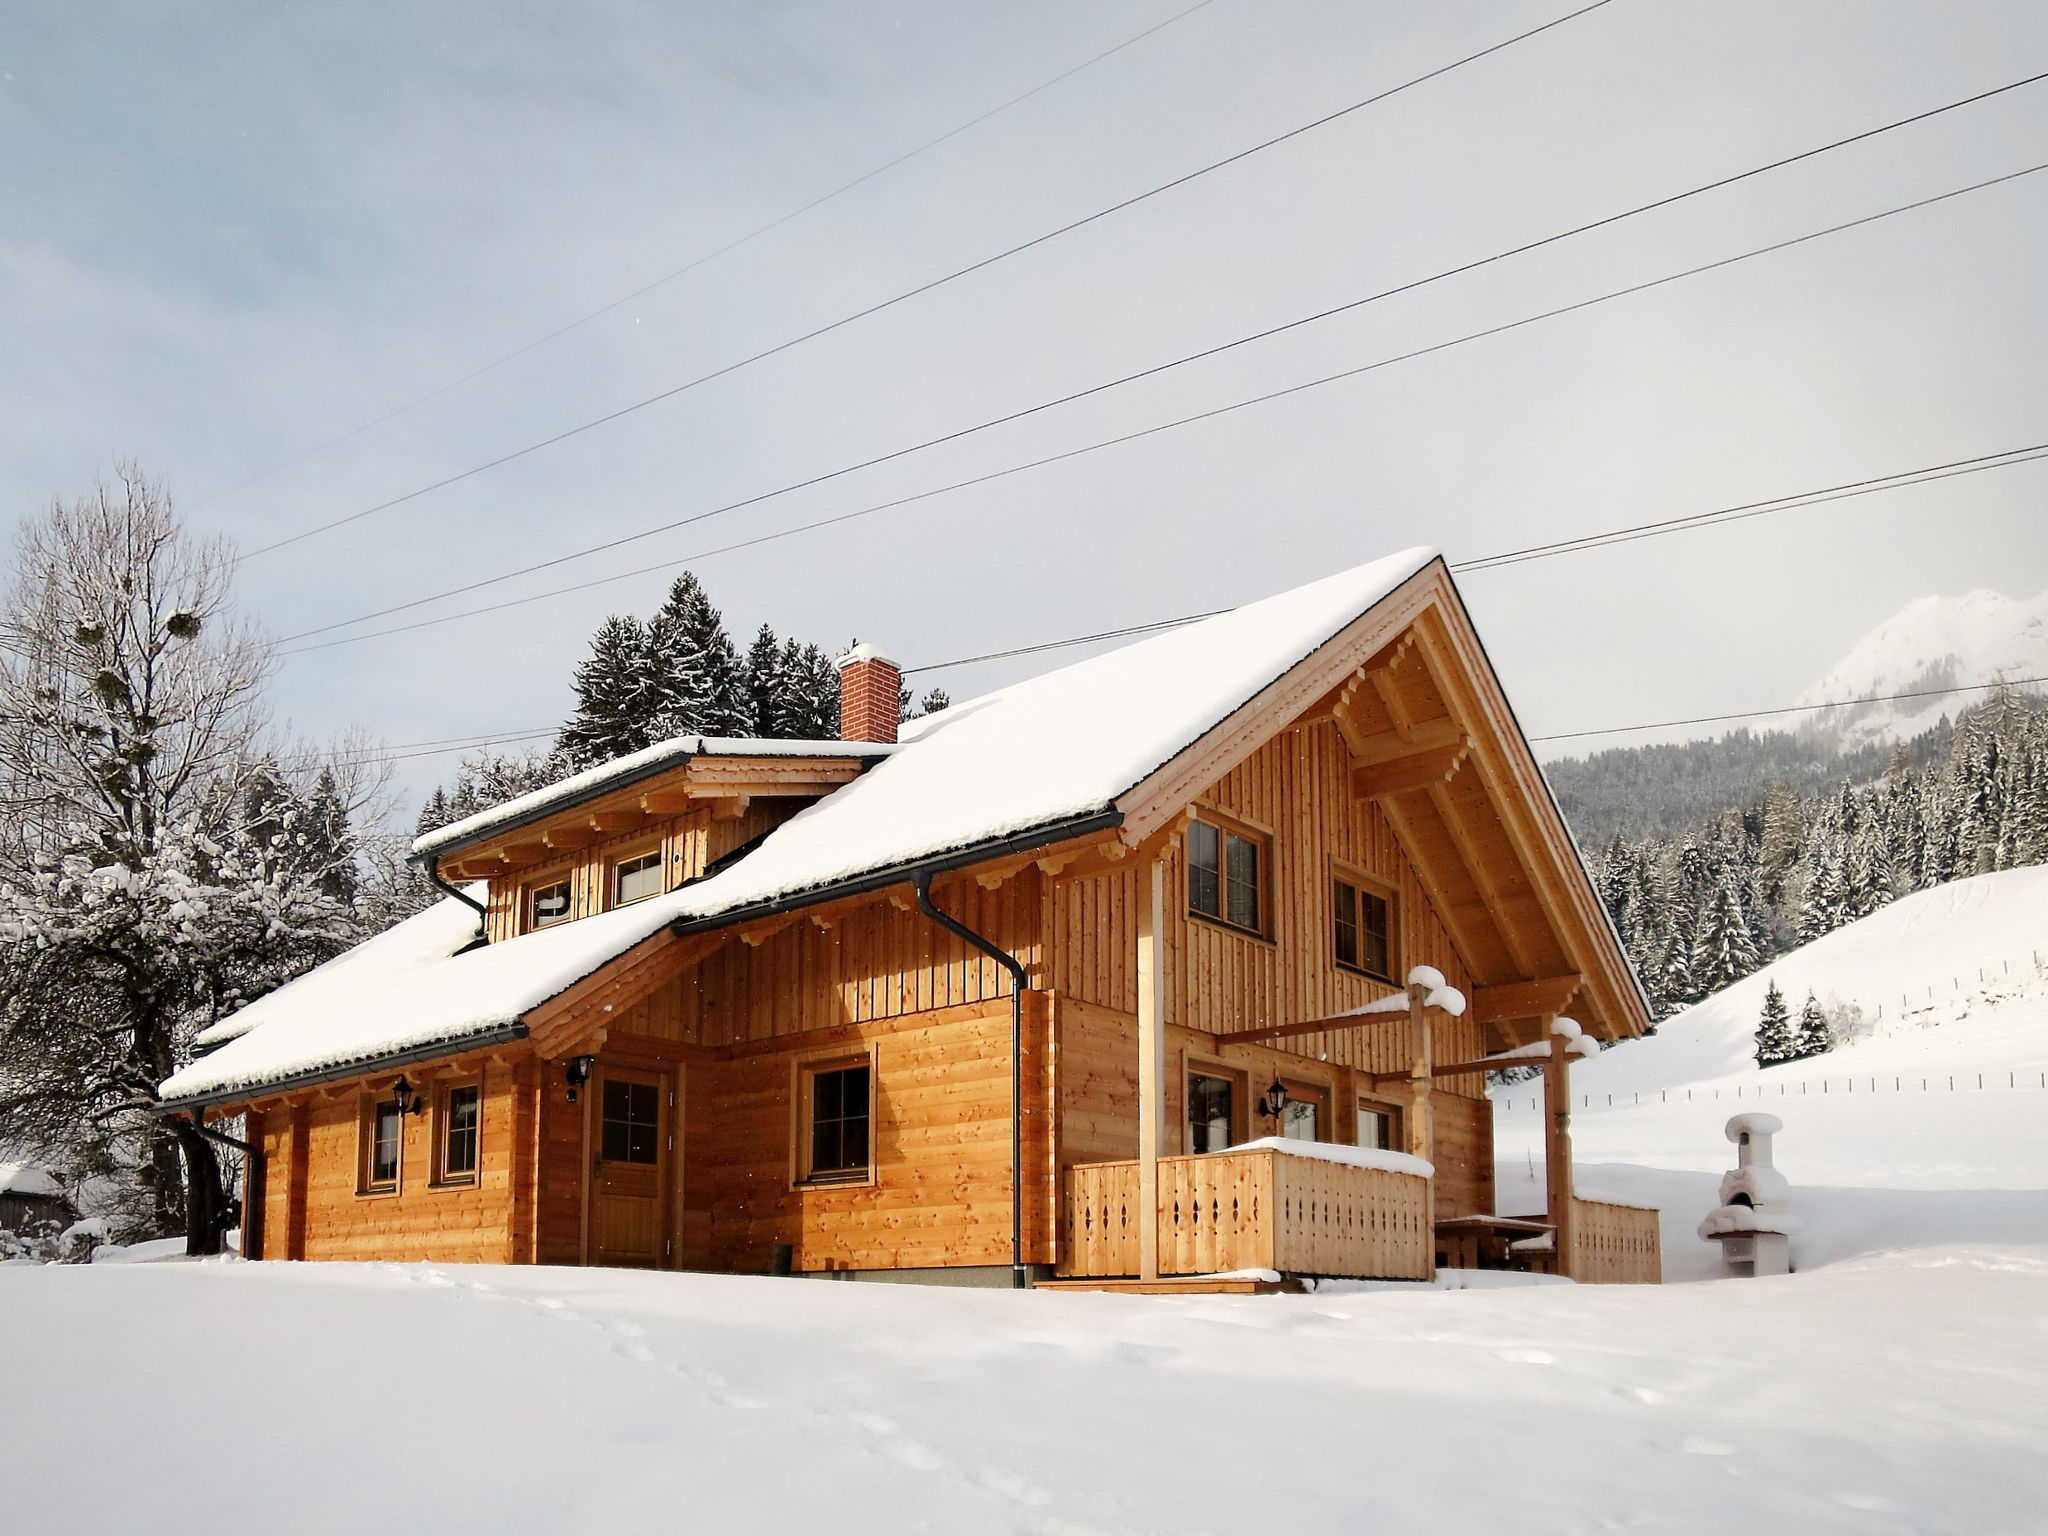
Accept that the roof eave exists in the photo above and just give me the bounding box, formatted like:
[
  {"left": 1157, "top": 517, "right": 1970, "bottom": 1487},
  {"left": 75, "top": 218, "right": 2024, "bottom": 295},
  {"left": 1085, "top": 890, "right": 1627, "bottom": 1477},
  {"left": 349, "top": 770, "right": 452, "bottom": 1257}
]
[{"left": 156, "top": 1020, "right": 532, "bottom": 1115}]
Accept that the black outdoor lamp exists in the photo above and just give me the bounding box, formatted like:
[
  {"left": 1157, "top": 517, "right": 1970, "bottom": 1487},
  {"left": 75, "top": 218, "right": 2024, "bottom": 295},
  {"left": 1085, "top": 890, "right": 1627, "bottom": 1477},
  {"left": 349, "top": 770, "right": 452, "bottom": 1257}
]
[
  {"left": 390, "top": 1075, "right": 425, "bottom": 1117},
  {"left": 1260, "top": 1075, "right": 1289, "bottom": 1125},
  {"left": 565, "top": 1055, "right": 596, "bottom": 1104}
]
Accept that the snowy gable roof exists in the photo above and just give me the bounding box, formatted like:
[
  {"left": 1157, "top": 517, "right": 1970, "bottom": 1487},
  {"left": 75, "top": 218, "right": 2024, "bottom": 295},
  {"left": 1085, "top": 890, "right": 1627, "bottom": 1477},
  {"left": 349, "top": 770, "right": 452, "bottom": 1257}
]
[
  {"left": 161, "top": 891, "right": 690, "bottom": 1104},
  {"left": 165, "top": 549, "right": 1437, "bottom": 1103},
  {"left": 667, "top": 547, "right": 1437, "bottom": 919},
  {"left": 0, "top": 1163, "right": 66, "bottom": 1200},
  {"left": 412, "top": 735, "right": 896, "bottom": 859}
]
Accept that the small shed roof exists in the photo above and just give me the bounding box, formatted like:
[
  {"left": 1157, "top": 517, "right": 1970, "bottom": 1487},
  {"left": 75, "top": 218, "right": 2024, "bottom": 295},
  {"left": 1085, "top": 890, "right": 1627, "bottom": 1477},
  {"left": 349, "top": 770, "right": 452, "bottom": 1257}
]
[{"left": 0, "top": 1163, "right": 66, "bottom": 1200}]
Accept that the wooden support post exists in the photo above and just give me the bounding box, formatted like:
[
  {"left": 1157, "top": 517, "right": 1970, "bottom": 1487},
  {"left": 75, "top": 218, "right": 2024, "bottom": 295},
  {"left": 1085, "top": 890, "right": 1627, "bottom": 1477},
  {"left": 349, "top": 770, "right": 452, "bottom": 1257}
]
[
  {"left": 1541, "top": 1014, "right": 1575, "bottom": 1278},
  {"left": 1137, "top": 857, "right": 1167, "bottom": 1282},
  {"left": 1408, "top": 979, "right": 1434, "bottom": 1272}
]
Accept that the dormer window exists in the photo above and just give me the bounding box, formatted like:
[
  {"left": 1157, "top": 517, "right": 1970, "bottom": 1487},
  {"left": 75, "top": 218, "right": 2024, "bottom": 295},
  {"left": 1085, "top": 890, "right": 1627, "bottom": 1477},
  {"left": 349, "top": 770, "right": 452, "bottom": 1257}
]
[
  {"left": 613, "top": 851, "right": 664, "bottom": 906},
  {"left": 527, "top": 879, "right": 572, "bottom": 930}
]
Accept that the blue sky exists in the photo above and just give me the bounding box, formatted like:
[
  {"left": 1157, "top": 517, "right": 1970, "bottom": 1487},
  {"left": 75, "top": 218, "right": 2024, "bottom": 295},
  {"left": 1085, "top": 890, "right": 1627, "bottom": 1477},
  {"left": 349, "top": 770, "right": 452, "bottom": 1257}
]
[{"left": 4, "top": 0, "right": 2045, "bottom": 816}]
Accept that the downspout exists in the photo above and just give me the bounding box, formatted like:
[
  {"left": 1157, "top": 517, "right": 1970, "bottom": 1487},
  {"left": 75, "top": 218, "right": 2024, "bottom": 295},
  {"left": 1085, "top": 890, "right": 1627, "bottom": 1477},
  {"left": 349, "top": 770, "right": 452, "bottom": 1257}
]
[
  {"left": 422, "top": 853, "right": 490, "bottom": 949},
  {"left": 914, "top": 870, "right": 1030, "bottom": 1291}
]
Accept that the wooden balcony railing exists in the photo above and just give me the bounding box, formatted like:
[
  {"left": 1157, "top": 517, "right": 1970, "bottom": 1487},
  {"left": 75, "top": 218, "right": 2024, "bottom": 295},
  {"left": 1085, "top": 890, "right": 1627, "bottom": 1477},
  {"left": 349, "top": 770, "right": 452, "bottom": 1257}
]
[{"left": 1059, "top": 1147, "right": 1432, "bottom": 1281}]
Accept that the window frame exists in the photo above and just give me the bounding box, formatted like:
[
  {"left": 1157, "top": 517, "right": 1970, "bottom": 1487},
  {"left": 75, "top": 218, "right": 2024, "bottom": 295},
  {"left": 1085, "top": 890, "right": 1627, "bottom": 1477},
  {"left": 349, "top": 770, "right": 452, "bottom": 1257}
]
[
  {"left": 1185, "top": 809, "right": 1273, "bottom": 941},
  {"left": 523, "top": 872, "right": 574, "bottom": 932},
  {"left": 1185, "top": 1065, "right": 1246, "bottom": 1155},
  {"left": 1331, "top": 862, "right": 1399, "bottom": 983},
  {"left": 790, "top": 1044, "right": 880, "bottom": 1190},
  {"left": 1355, "top": 1096, "right": 1404, "bottom": 1153},
  {"left": 357, "top": 1094, "right": 404, "bottom": 1197},
  {"left": 608, "top": 844, "right": 667, "bottom": 909},
  {"left": 433, "top": 1077, "right": 483, "bottom": 1187}
]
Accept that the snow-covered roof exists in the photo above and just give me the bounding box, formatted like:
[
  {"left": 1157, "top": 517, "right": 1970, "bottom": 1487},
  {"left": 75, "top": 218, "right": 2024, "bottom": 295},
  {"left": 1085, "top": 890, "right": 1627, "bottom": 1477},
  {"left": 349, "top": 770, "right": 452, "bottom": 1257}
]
[
  {"left": 412, "top": 735, "right": 897, "bottom": 858},
  {"left": 166, "top": 549, "right": 1439, "bottom": 1103},
  {"left": 0, "top": 1163, "right": 66, "bottom": 1200}
]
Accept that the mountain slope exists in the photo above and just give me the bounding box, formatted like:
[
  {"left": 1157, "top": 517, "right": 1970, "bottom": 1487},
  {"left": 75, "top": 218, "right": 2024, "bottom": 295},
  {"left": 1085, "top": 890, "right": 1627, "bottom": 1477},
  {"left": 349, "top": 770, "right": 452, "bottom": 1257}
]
[{"left": 1796, "top": 587, "right": 2048, "bottom": 750}]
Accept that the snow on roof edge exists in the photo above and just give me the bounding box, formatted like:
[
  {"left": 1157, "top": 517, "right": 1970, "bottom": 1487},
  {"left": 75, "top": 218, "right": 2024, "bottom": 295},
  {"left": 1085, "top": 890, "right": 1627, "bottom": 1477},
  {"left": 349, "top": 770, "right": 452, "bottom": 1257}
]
[{"left": 412, "top": 735, "right": 896, "bottom": 858}]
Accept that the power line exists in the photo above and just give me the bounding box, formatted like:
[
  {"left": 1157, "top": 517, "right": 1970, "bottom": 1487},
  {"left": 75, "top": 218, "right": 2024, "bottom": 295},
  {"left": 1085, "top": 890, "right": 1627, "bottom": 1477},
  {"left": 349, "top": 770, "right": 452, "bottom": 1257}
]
[
  {"left": 259, "top": 61, "right": 2048, "bottom": 609},
  {"left": 345, "top": 668, "right": 2048, "bottom": 771},
  {"left": 243, "top": 0, "right": 1619, "bottom": 559},
  {"left": 277, "top": 161, "right": 2048, "bottom": 653},
  {"left": 189, "top": 1, "right": 1222, "bottom": 516},
  {"left": 1527, "top": 675, "right": 2048, "bottom": 745}
]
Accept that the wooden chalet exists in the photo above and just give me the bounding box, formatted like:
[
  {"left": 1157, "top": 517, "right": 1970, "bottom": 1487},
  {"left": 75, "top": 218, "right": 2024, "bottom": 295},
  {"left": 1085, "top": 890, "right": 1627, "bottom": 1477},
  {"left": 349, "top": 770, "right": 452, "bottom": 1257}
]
[{"left": 160, "top": 549, "right": 1660, "bottom": 1288}]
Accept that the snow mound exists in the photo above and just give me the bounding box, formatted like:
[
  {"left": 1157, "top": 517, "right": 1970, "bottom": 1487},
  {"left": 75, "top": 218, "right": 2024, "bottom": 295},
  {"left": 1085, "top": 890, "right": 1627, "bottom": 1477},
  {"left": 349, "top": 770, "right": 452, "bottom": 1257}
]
[{"left": 1794, "top": 586, "right": 2048, "bottom": 750}]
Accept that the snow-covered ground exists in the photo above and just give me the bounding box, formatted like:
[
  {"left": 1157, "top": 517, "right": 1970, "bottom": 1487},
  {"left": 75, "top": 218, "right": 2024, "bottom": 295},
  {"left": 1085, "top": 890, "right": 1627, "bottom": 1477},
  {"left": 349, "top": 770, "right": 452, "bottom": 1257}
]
[
  {"left": 3, "top": 1240, "right": 2044, "bottom": 1535},
  {"left": 7, "top": 869, "right": 2048, "bottom": 1533}
]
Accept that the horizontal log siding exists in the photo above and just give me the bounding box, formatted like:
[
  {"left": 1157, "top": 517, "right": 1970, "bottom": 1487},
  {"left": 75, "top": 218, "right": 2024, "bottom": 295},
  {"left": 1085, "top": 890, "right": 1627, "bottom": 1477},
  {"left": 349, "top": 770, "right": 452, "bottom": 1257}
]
[
  {"left": 696, "top": 997, "right": 1051, "bottom": 1274},
  {"left": 271, "top": 1060, "right": 522, "bottom": 1263}
]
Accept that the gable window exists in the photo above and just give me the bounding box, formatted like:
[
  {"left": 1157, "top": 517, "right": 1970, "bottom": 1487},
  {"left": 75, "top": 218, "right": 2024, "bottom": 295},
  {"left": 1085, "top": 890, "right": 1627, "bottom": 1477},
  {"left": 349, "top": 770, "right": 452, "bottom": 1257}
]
[
  {"left": 360, "top": 1098, "right": 402, "bottom": 1194},
  {"left": 1333, "top": 872, "right": 1394, "bottom": 981},
  {"left": 1188, "top": 817, "right": 1264, "bottom": 935},
  {"left": 1188, "top": 1072, "right": 1237, "bottom": 1154},
  {"left": 613, "top": 850, "right": 664, "bottom": 906},
  {"left": 527, "top": 879, "right": 572, "bottom": 931},
  {"left": 437, "top": 1083, "right": 481, "bottom": 1184},
  {"left": 600, "top": 1079, "right": 661, "bottom": 1165},
  {"left": 800, "top": 1060, "right": 873, "bottom": 1186}
]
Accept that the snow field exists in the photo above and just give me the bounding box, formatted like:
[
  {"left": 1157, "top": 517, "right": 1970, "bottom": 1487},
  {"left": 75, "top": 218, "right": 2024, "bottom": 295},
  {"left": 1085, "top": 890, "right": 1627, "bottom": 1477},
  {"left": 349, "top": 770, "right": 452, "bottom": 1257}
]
[{"left": 6, "top": 1241, "right": 2048, "bottom": 1536}]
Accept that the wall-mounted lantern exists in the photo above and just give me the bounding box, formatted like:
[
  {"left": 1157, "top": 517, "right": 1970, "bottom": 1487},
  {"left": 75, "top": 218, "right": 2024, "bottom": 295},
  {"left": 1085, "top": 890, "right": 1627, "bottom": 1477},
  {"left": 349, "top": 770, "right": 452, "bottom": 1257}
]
[
  {"left": 1259, "top": 1075, "right": 1289, "bottom": 1124},
  {"left": 390, "top": 1075, "right": 426, "bottom": 1117},
  {"left": 565, "top": 1055, "right": 596, "bottom": 1104}
]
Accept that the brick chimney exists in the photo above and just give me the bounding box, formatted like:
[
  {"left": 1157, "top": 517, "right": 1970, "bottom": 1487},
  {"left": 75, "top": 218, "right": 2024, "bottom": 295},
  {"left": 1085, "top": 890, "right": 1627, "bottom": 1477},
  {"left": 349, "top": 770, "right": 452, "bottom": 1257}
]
[{"left": 835, "top": 641, "right": 901, "bottom": 744}]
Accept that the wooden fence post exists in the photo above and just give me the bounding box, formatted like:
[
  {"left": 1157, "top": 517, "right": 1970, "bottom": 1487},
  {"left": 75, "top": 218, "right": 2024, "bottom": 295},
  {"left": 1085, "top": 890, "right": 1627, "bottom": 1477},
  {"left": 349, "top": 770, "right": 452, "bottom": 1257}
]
[{"left": 1137, "top": 856, "right": 1167, "bottom": 1281}]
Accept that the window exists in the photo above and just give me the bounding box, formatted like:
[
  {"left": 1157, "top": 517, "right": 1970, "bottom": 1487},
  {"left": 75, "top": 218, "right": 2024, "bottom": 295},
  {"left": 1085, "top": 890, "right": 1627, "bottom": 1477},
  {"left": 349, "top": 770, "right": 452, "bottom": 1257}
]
[
  {"left": 1274, "top": 1081, "right": 1326, "bottom": 1142},
  {"left": 1188, "top": 1073, "right": 1236, "bottom": 1154},
  {"left": 360, "top": 1099, "right": 402, "bottom": 1193},
  {"left": 600, "top": 1079, "right": 661, "bottom": 1165},
  {"left": 438, "top": 1083, "right": 481, "bottom": 1184},
  {"left": 613, "top": 850, "right": 664, "bottom": 906},
  {"left": 1188, "top": 817, "right": 1264, "bottom": 935},
  {"left": 1357, "top": 1103, "right": 1398, "bottom": 1151},
  {"left": 1333, "top": 873, "right": 1394, "bottom": 980},
  {"left": 802, "top": 1062, "right": 872, "bottom": 1185},
  {"left": 527, "top": 879, "right": 572, "bottom": 930}
]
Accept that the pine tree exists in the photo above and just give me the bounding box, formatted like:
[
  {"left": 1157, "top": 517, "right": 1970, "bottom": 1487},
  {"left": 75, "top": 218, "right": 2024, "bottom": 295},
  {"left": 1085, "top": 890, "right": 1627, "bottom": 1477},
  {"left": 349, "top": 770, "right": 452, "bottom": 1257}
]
[
  {"left": 1794, "top": 989, "right": 1834, "bottom": 1059},
  {"left": 557, "top": 614, "right": 654, "bottom": 768},
  {"left": 645, "top": 573, "right": 748, "bottom": 738},
  {"left": 1691, "top": 873, "right": 1760, "bottom": 995},
  {"left": 1754, "top": 979, "right": 1793, "bottom": 1066},
  {"left": 769, "top": 639, "right": 838, "bottom": 739},
  {"left": 920, "top": 688, "right": 951, "bottom": 715},
  {"left": 743, "top": 624, "right": 784, "bottom": 737}
]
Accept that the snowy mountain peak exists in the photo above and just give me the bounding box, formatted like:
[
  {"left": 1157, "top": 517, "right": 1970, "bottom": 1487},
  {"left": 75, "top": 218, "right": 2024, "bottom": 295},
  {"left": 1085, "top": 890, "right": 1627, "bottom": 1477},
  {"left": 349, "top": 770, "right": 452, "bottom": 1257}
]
[{"left": 1795, "top": 587, "right": 2048, "bottom": 750}]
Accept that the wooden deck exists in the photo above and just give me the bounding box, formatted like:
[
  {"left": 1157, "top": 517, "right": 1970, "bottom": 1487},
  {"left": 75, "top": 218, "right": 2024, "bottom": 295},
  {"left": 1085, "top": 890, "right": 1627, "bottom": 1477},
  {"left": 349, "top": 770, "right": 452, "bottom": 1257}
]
[{"left": 1059, "top": 1148, "right": 1433, "bottom": 1281}]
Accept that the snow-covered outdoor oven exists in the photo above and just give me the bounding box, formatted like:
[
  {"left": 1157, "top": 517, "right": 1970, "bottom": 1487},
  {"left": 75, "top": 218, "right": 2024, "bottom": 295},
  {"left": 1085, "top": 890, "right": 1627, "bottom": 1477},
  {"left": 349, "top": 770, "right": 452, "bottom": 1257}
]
[{"left": 1698, "top": 1113, "right": 1799, "bottom": 1277}]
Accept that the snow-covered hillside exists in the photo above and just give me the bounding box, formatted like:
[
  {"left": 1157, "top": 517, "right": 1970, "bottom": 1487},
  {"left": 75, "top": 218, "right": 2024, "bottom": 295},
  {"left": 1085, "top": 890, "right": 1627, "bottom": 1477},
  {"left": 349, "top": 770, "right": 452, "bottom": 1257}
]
[
  {"left": 1576, "top": 865, "right": 2048, "bottom": 1095},
  {"left": 1795, "top": 586, "right": 2048, "bottom": 749}
]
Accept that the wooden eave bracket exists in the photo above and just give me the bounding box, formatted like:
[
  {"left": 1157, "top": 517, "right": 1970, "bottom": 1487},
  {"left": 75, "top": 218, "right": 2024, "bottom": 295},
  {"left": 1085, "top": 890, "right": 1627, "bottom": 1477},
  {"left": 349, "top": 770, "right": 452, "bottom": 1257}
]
[
  {"left": 1469, "top": 974, "right": 1583, "bottom": 1024},
  {"left": 1349, "top": 734, "right": 1471, "bottom": 799}
]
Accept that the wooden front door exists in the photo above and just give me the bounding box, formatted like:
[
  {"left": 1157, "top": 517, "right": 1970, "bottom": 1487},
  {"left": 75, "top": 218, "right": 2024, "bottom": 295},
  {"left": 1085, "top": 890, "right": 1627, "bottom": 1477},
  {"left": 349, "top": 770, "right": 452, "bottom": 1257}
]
[{"left": 589, "top": 1066, "right": 670, "bottom": 1268}]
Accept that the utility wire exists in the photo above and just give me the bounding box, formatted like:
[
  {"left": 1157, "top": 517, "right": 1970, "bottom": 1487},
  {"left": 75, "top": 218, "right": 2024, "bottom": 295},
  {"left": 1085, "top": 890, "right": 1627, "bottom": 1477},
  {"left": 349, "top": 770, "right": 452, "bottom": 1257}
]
[
  {"left": 342, "top": 669, "right": 2048, "bottom": 769},
  {"left": 191, "top": 1, "right": 1222, "bottom": 517},
  {"left": 1527, "top": 675, "right": 2048, "bottom": 744},
  {"left": 267, "top": 69, "right": 2048, "bottom": 641},
  {"left": 243, "top": 0, "right": 1619, "bottom": 559},
  {"left": 277, "top": 162, "right": 2048, "bottom": 654}
]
